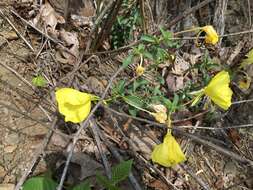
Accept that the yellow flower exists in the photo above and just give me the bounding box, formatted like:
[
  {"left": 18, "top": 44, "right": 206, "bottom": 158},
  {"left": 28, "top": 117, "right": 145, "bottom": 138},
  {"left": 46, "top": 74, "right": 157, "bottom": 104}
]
[
  {"left": 55, "top": 88, "right": 92, "bottom": 123},
  {"left": 135, "top": 65, "right": 145, "bottom": 76},
  {"left": 150, "top": 104, "right": 167, "bottom": 124},
  {"left": 201, "top": 25, "right": 219, "bottom": 45},
  {"left": 151, "top": 132, "right": 186, "bottom": 167},
  {"left": 204, "top": 71, "right": 233, "bottom": 110}
]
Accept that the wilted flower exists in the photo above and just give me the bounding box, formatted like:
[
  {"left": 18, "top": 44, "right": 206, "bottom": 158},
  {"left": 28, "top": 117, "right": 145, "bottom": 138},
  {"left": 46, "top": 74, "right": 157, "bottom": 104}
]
[
  {"left": 238, "top": 75, "right": 251, "bottom": 90},
  {"left": 150, "top": 104, "right": 167, "bottom": 124},
  {"left": 201, "top": 25, "right": 219, "bottom": 45},
  {"left": 135, "top": 64, "right": 145, "bottom": 76},
  {"left": 55, "top": 88, "right": 92, "bottom": 123},
  {"left": 151, "top": 132, "right": 186, "bottom": 167},
  {"left": 204, "top": 71, "right": 233, "bottom": 110}
]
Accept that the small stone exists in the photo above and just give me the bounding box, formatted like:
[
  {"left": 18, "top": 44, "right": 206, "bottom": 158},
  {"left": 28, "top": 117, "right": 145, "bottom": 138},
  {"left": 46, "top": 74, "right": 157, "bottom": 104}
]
[
  {"left": 0, "top": 165, "right": 6, "bottom": 178},
  {"left": 5, "top": 133, "right": 19, "bottom": 145},
  {"left": 0, "top": 184, "right": 15, "bottom": 190},
  {"left": 4, "top": 145, "right": 17, "bottom": 153}
]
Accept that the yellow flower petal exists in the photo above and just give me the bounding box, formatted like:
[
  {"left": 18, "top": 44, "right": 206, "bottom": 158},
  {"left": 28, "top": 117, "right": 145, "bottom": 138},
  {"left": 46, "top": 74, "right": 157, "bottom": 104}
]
[
  {"left": 135, "top": 65, "right": 145, "bottom": 76},
  {"left": 55, "top": 88, "right": 92, "bottom": 123},
  {"left": 151, "top": 132, "right": 186, "bottom": 167},
  {"left": 202, "top": 25, "right": 219, "bottom": 45},
  {"left": 204, "top": 71, "right": 233, "bottom": 110}
]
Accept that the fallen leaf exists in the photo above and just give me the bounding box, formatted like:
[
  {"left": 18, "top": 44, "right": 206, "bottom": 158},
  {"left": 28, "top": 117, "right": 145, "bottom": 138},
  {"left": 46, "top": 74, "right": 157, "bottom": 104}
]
[
  {"left": 166, "top": 74, "right": 184, "bottom": 92},
  {"left": 57, "top": 30, "right": 80, "bottom": 65},
  {"left": 149, "top": 179, "right": 169, "bottom": 190},
  {"left": 227, "top": 129, "right": 241, "bottom": 147},
  {"left": 33, "top": 2, "right": 65, "bottom": 35},
  {"left": 63, "top": 152, "right": 103, "bottom": 180},
  {"left": 172, "top": 54, "right": 190, "bottom": 75}
]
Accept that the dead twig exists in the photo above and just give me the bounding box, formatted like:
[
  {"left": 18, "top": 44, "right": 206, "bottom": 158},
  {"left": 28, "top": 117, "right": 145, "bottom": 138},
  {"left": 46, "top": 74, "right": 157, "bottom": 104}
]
[
  {"left": 90, "top": 119, "right": 112, "bottom": 179},
  {"left": 213, "top": 0, "right": 228, "bottom": 46},
  {"left": 85, "top": 0, "right": 116, "bottom": 52},
  {"left": 91, "top": 0, "right": 124, "bottom": 51},
  {"left": 0, "top": 9, "right": 34, "bottom": 51},
  {"left": 165, "top": 0, "right": 215, "bottom": 30}
]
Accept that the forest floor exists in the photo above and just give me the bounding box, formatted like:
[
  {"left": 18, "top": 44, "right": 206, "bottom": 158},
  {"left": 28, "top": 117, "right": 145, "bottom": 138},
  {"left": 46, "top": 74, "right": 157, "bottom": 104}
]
[{"left": 0, "top": 0, "right": 253, "bottom": 190}]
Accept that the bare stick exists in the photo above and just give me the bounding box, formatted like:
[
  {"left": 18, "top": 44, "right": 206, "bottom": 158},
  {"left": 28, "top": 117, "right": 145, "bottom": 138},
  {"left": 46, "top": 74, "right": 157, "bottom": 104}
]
[
  {"left": 85, "top": 0, "right": 116, "bottom": 52},
  {"left": 57, "top": 66, "right": 124, "bottom": 190},
  {"left": 15, "top": 118, "right": 57, "bottom": 190},
  {"left": 106, "top": 106, "right": 253, "bottom": 130},
  {"left": 0, "top": 61, "right": 34, "bottom": 90},
  {"left": 165, "top": 0, "right": 214, "bottom": 29},
  {"left": 0, "top": 9, "right": 34, "bottom": 51},
  {"left": 90, "top": 119, "right": 111, "bottom": 178}
]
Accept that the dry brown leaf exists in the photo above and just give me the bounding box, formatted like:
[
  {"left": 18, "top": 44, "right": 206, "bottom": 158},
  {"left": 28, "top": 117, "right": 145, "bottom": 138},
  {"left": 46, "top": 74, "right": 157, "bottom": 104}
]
[
  {"left": 57, "top": 30, "right": 80, "bottom": 64},
  {"left": 166, "top": 74, "right": 184, "bottom": 92},
  {"left": 62, "top": 152, "right": 103, "bottom": 180},
  {"left": 33, "top": 2, "right": 65, "bottom": 35},
  {"left": 172, "top": 54, "right": 190, "bottom": 75},
  {"left": 148, "top": 179, "right": 169, "bottom": 190}
]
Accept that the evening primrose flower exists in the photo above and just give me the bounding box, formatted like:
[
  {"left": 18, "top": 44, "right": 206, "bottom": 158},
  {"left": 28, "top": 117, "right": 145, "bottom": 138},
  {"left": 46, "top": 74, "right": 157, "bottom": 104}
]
[
  {"left": 55, "top": 88, "right": 92, "bottom": 123},
  {"left": 204, "top": 71, "right": 232, "bottom": 110},
  {"left": 151, "top": 132, "right": 186, "bottom": 167},
  {"left": 192, "top": 71, "right": 233, "bottom": 110},
  {"left": 201, "top": 25, "right": 219, "bottom": 45}
]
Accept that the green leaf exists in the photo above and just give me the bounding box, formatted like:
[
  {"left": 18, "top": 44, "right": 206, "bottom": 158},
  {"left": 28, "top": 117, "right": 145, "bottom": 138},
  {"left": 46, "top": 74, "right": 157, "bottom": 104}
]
[
  {"left": 160, "top": 27, "right": 172, "bottom": 40},
  {"left": 32, "top": 75, "right": 47, "bottom": 87},
  {"left": 129, "top": 108, "right": 138, "bottom": 116},
  {"left": 22, "top": 177, "right": 58, "bottom": 190},
  {"left": 113, "top": 80, "right": 126, "bottom": 95},
  {"left": 123, "top": 95, "right": 145, "bottom": 109},
  {"left": 141, "top": 35, "right": 157, "bottom": 43},
  {"left": 96, "top": 174, "right": 120, "bottom": 190},
  {"left": 122, "top": 54, "right": 134, "bottom": 68},
  {"left": 171, "top": 94, "right": 179, "bottom": 113},
  {"left": 143, "top": 51, "right": 154, "bottom": 60},
  {"left": 111, "top": 159, "right": 133, "bottom": 185},
  {"left": 72, "top": 181, "right": 91, "bottom": 190},
  {"left": 133, "top": 79, "right": 148, "bottom": 92}
]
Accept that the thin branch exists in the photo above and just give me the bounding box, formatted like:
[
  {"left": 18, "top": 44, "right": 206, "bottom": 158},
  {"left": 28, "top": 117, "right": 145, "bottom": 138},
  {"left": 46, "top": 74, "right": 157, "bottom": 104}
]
[
  {"left": 0, "top": 9, "right": 34, "bottom": 51},
  {"left": 105, "top": 106, "right": 253, "bottom": 130},
  {"left": 90, "top": 119, "right": 111, "bottom": 178}
]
